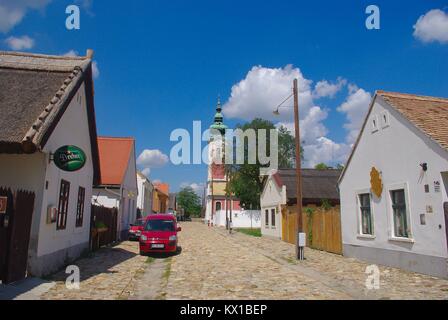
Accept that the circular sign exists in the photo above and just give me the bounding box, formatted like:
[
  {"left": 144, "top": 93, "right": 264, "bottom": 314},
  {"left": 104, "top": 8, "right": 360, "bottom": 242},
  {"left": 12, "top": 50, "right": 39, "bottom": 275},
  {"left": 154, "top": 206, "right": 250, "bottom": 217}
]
[{"left": 54, "top": 146, "right": 87, "bottom": 172}]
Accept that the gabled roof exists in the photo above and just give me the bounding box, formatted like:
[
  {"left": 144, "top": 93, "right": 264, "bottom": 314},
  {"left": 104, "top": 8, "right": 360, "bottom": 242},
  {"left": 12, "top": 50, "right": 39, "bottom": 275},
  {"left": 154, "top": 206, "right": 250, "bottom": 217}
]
[
  {"left": 378, "top": 91, "right": 448, "bottom": 151},
  {"left": 271, "top": 169, "right": 341, "bottom": 204},
  {"left": 339, "top": 90, "right": 448, "bottom": 184},
  {"left": 97, "top": 137, "right": 134, "bottom": 186},
  {"left": 0, "top": 50, "right": 100, "bottom": 184},
  {"left": 154, "top": 183, "right": 169, "bottom": 197}
]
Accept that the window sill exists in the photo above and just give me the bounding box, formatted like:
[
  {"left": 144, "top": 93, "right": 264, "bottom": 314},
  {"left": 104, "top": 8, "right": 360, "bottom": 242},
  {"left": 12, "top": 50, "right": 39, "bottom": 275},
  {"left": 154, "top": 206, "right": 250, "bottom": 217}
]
[
  {"left": 271, "top": 227, "right": 276, "bottom": 229},
  {"left": 357, "top": 234, "right": 376, "bottom": 240},
  {"left": 388, "top": 236, "right": 414, "bottom": 243}
]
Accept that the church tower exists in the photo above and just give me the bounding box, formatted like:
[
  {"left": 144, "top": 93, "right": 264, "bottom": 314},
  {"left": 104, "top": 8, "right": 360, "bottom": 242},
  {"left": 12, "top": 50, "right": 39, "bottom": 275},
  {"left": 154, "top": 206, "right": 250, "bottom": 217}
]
[{"left": 204, "top": 98, "right": 239, "bottom": 225}]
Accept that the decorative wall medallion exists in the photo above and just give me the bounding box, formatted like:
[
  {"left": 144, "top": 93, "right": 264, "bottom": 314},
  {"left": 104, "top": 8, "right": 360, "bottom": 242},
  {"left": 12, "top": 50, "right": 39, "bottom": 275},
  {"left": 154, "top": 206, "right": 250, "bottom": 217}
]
[{"left": 370, "top": 167, "right": 383, "bottom": 198}]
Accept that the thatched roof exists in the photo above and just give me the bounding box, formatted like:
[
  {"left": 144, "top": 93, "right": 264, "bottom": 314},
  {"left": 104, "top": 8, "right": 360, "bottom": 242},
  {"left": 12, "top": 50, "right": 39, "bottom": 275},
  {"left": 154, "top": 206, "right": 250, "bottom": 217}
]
[
  {"left": 273, "top": 169, "right": 342, "bottom": 205},
  {"left": 0, "top": 50, "right": 100, "bottom": 184}
]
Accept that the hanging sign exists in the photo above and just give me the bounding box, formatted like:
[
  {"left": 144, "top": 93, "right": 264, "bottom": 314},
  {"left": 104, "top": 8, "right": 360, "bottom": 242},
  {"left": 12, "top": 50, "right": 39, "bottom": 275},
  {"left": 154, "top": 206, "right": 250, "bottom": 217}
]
[
  {"left": 370, "top": 167, "right": 383, "bottom": 198},
  {"left": 0, "top": 196, "right": 7, "bottom": 214},
  {"left": 53, "top": 145, "right": 86, "bottom": 172}
]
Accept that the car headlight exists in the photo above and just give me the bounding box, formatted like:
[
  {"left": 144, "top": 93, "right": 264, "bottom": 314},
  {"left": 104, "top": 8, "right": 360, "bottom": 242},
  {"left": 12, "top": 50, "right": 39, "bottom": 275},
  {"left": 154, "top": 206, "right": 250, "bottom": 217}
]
[
  {"left": 169, "top": 235, "right": 177, "bottom": 241},
  {"left": 140, "top": 235, "right": 147, "bottom": 241}
]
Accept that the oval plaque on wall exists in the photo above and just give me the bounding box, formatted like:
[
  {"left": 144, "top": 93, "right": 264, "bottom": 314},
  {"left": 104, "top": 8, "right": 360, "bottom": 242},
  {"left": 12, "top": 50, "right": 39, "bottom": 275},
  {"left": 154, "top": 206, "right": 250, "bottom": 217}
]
[{"left": 53, "top": 145, "right": 87, "bottom": 172}]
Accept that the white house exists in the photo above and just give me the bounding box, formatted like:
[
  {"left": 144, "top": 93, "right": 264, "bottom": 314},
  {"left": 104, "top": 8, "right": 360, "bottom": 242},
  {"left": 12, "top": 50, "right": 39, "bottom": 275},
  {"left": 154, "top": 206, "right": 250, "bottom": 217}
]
[
  {"left": 136, "top": 171, "right": 153, "bottom": 217},
  {"left": 0, "top": 50, "right": 100, "bottom": 277},
  {"left": 260, "top": 169, "right": 341, "bottom": 240},
  {"left": 92, "top": 137, "right": 138, "bottom": 240},
  {"left": 339, "top": 91, "right": 448, "bottom": 278}
]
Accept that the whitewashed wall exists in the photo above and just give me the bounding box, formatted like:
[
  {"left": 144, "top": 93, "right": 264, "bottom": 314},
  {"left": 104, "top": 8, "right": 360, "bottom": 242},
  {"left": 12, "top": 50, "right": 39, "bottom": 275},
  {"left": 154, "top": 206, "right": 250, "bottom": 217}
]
[
  {"left": 39, "top": 83, "right": 94, "bottom": 258},
  {"left": 260, "top": 174, "right": 286, "bottom": 238},
  {"left": 339, "top": 96, "right": 448, "bottom": 277},
  {"left": 213, "top": 210, "right": 261, "bottom": 228}
]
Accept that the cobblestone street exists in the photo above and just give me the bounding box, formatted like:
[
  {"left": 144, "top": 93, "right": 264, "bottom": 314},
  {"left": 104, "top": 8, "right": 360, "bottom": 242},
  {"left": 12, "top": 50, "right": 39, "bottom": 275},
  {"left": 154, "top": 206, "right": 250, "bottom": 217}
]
[{"left": 37, "top": 221, "right": 448, "bottom": 300}]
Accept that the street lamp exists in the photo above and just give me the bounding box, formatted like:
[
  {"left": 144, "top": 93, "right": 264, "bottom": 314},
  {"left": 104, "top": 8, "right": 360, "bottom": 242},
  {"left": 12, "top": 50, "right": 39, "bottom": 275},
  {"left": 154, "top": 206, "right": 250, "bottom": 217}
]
[{"left": 273, "top": 78, "right": 305, "bottom": 260}]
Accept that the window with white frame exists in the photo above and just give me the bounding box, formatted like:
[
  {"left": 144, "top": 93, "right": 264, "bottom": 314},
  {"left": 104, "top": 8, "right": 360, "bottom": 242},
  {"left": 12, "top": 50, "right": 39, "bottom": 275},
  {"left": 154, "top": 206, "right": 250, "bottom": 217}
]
[
  {"left": 265, "top": 209, "right": 269, "bottom": 227},
  {"left": 390, "top": 189, "right": 410, "bottom": 238},
  {"left": 271, "top": 208, "right": 276, "bottom": 227},
  {"left": 358, "top": 193, "right": 373, "bottom": 235}
]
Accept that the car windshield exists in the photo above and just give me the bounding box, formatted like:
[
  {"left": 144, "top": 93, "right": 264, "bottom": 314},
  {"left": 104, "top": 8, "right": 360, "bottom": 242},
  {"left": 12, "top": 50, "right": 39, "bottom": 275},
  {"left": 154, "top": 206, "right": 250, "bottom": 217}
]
[{"left": 145, "top": 219, "right": 175, "bottom": 232}]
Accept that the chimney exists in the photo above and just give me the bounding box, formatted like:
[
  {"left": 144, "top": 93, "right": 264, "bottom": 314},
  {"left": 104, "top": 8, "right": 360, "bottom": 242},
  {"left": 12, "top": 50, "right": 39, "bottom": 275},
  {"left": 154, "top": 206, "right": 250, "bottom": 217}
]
[{"left": 86, "top": 49, "right": 94, "bottom": 59}]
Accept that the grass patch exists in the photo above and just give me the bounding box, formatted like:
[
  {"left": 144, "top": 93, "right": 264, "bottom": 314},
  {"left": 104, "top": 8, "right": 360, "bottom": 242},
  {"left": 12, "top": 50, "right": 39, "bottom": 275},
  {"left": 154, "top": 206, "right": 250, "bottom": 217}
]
[
  {"left": 146, "top": 257, "right": 156, "bottom": 264},
  {"left": 163, "top": 258, "right": 172, "bottom": 280},
  {"left": 281, "top": 256, "right": 298, "bottom": 265},
  {"left": 235, "top": 228, "right": 262, "bottom": 237}
]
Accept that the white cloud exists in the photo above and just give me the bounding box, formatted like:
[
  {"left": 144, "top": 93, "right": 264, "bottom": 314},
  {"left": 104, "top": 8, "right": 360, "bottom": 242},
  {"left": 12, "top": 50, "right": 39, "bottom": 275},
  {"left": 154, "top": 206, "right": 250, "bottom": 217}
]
[
  {"left": 303, "top": 137, "right": 352, "bottom": 168},
  {"left": 313, "top": 77, "right": 347, "bottom": 99},
  {"left": 141, "top": 168, "right": 151, "bottom": 177},
  {"left": 92, "top": 61, "right": 100, "bottom": 79},
  {"left": 0, "top": 0, "right": 51, "bottom": 33},
  {"left": 337, "top": 85, "right": 372, "bottom": 144},
  {"left": 137, "top": 149, "right": 169, "bottom": 169},
  {"left": 63, "top": 50, "right": 78, "bottom": 57},
  {"left": 413, "top": 9, "right": 448, "bottom": 44},
  {"left": 222, "top": 65, "right": 373, "bottom": 168},
  {"left": 5, "top": 35, "right": 34, "bottom": 50},
  {"left": 63, "top": 50, "right": 100, "bottom": 79},
  {"left": 180, "top": 182, "right": 205, "bottom": 196},
  {"left": 223, "top": 65, "right": 314, "bottom": 122}
]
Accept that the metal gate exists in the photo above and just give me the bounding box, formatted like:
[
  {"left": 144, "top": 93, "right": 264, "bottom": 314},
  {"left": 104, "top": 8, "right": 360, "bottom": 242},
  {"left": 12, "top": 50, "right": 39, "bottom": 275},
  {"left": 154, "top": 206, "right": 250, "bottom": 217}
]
[{"left": 0, "top": 187, "right": 35, "bottom": 284}]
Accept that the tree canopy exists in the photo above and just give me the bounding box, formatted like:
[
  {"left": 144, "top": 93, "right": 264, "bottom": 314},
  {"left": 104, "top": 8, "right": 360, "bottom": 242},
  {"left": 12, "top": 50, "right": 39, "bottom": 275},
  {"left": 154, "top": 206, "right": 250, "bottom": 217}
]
[
  {"left": 228, "top": 118, "right": 301, "bottom": 209},
  {"left": 177, "top": 187, "right": 202, "bottom": 217}
]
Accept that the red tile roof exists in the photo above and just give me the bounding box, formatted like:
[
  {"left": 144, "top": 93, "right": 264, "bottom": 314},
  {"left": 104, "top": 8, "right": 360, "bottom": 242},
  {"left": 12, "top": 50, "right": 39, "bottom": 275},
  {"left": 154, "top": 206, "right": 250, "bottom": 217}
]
[
  {"left": 97, "top": 137, "right": 134, "bottom": 185},
  {"left": 154, "top": 182, "right": 169, "bottom": 196}
]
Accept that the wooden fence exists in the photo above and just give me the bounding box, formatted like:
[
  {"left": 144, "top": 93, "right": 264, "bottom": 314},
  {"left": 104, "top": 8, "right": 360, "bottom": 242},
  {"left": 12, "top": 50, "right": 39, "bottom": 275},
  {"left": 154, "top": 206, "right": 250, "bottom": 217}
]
[
  {"left": 282, "top": 204, "right": 342, "bottom": 255},
  {"left": 90, "top": 205, "right": 118, "bottom": 251}
]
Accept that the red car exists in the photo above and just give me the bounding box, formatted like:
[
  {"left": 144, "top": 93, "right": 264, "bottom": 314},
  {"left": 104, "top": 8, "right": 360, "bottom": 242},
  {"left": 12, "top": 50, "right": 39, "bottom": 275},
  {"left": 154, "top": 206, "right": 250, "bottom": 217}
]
[
  {"left": 128, "top": 218, "right": 146, "bottom": 241},
  {"left": 139, "top": 214, "right": 181, "bottom": 254}
]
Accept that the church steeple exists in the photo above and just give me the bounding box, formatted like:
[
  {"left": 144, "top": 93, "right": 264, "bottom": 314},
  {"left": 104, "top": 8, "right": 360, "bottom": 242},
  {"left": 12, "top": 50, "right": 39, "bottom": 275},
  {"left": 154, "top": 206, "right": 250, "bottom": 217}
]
[{"left": 210, "top": 96, "right": 228, "bottom": 134}]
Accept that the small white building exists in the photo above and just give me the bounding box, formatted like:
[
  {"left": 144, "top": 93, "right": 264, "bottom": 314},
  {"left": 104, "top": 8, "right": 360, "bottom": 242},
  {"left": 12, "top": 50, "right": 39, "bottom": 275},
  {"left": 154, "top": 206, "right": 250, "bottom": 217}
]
[
  {"left": 260, "top": 169, "right": 341, "bottom": 240},
  {"left": 339, "top": 91, "right": 448, "bottom": 278},
  {"left": 92, "top": 137, "right": 138, "bottom": 240},
  {"left": 136, "top": 171, "right": 153, "bottom": 217},
  {"left": 0, "top": 50, "right": 100, "bottom": 277}
]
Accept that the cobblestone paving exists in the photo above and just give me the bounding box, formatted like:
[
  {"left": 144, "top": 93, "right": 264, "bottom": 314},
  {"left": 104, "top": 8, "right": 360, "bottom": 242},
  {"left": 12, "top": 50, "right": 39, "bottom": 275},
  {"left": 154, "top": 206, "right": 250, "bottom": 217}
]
[
  {"left": 164, "top": 222, "right": 448, "bottom": 300},
  {"left": 40, "top": 222, "right": 448, "bottom": 300},
  {"left": 214, "top": 225, "right": 448, "bottom": 300},
  {"left": 41, "top": 241, "right": 146, "bottom": 300}
]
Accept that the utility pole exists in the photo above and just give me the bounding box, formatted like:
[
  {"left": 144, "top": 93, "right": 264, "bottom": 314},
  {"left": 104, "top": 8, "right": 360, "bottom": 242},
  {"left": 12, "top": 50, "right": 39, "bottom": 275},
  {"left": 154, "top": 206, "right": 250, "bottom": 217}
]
[{"left": 293, "top": 78, "right": 305, "bottom": 260}]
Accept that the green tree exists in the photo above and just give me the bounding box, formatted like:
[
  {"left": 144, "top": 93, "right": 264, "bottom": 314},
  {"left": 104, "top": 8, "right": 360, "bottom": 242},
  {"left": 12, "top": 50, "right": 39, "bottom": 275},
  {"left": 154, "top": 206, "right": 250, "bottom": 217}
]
[
  {"left": 314, "top": 163, "right": 329, "bottom": 170},
  {"left": 229, "top": 118, "right": 303, "bottom": 209},
  {"left": 336, "top": 163, "right": 345, "bottom": 170},
  {"left": 177, "top": 187, "right": 202, "bottom": 217}
]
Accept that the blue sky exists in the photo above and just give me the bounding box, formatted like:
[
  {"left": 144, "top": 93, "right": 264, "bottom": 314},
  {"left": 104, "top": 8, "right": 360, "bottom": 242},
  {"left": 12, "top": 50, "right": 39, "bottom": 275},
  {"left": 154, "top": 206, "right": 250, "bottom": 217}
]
[{"left": 1, "top": 0, "right": 447, "bottom": 194}]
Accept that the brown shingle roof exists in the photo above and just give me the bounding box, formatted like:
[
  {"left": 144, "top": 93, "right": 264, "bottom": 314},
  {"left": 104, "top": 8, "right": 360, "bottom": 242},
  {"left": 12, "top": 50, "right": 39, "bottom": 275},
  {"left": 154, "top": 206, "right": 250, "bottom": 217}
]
[
  {"left": 377, "top": 91, "right": 448, "bottom": 151},
  {"left": 339, "top": 90, "right": 448, "bottom": 184},
  {"left": 273, "top": 169, "right": 341, "bottom": 204},
  {"left": 0, "top": 51, "right": 92, "bottom": 153}
]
